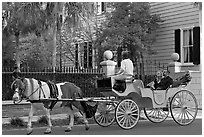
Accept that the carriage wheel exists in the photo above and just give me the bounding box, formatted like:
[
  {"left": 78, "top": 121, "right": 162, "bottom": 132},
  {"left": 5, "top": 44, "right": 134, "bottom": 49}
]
[
  {"left": 115, "top": 99, "right": 140, "bottom": 130},
  {"left": 94, "top": 102, "right": 116, "bottom": 127},
  {"left": 144, "top": 107, "right": 169, "bottom": 123},
  {"left": 170, "top": 90, "right": 198, "bottom": 126}
]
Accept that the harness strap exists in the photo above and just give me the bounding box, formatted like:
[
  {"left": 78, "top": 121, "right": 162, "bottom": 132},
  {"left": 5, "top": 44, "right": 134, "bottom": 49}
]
[{"left": 38, "top": 80, "right": 46, "bottom": 99}]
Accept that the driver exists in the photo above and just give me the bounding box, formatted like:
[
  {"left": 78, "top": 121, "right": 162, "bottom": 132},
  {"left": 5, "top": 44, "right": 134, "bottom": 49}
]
[
  {"left": 112, "top": 51, "right": 134, "bottom": 92},
  {"left": 112, "top": 51, "right": 134, "bottom": 80}
]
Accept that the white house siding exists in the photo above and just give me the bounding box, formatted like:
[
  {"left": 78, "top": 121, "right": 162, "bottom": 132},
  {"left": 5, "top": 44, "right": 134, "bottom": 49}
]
[
  {"left": 186, "top": 71, "right": 202, "bottom": 108},
  {"left": 150, "top": 2, "right": 201, "bottom": 108},
  {"left": 149, "top": 2, "right": 199, "bottom": 65}
]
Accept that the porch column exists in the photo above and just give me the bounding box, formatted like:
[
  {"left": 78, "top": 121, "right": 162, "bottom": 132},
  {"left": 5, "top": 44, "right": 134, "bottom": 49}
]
[
  {"left": 100, "top": 50, "right": 117, "bottom": 77},
  {"left": 168, "top": 53, "right": 182, "bottom": 78}
]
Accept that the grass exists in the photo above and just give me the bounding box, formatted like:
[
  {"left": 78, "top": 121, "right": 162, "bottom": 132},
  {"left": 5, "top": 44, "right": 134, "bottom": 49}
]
[
  {"left": 2, "top": 103, "right": 72, "bottom": 118},
  {"left": 9, "top": 117, "right": 25, "bottom": 127},
  {"left": 2, "top": 116, "right": 96, "bottom": 130}
]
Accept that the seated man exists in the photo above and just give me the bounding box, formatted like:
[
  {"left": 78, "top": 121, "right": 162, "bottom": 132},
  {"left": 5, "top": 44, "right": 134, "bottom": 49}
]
[
  {"left": 148, "top": 69, "right": 173, "bottom": 90},
  {"left": 112, "top": 51, "right": 134, "bottom": 80},
  {"left": 155, "top": 69, "right": 173, "bottom": 90},
  {"left": 112, "top": 51, "right": 134, "bottom": 92}
]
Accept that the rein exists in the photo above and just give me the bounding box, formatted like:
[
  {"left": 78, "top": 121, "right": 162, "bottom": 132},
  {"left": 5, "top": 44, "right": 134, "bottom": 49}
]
[
  {"left": 15, "top": 80, "right": 47, "bottom": 104},
  {"left": 25, "top": 83, "right": 47, "bottom": 100}
]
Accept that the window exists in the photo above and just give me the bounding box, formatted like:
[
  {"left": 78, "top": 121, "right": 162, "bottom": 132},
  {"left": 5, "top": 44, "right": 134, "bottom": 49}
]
[
  {"left": 83, "top": 42, "right": 93, "bottom": 68},
  {"left": 84, "top": 42, "right": 88, "bottom": 68},
  {"left": 182, "top": 28, "right": 193, "bottom": 63},
  {"left": 174, "top": 27, "right": 200, "bottom": 65}
]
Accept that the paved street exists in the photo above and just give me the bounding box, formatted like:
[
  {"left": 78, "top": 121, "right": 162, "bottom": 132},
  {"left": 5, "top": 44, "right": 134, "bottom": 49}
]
[{"left": 2, "top": 119, "right": 202, "bottom": 135}]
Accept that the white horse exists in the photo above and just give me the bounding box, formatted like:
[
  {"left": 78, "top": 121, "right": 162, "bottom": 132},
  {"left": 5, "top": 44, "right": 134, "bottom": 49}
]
[{"left": 11, "top": 77, "right": 91, "bottom": 135}]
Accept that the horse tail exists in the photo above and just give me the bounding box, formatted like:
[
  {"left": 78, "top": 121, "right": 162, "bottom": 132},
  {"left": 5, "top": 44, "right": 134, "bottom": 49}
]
[{"left": 80, "top": 101, "right": 98, "bottom": 118}]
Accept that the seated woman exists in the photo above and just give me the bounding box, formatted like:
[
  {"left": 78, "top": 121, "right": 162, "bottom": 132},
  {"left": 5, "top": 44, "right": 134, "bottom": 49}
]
[
  {"left": 148, "top": 69, "right": 173, "bottom": 90},
  {"left": 154, "top": 69, "right": 173, "bottom": 90}
]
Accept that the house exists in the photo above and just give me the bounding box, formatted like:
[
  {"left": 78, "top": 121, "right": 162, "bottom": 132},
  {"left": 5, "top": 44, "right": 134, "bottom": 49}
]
[
  {"left": 61, "top": 2, "right": 202, "bottom": 107},
  {"left": 149, "top": 2, "right": 202, "bottom": 108},
  {"left": 149, "top": 2, "right": 201, "bottom": 71},
  {"left": 61, "top": 2, "right": 107, "bottom": 69}
]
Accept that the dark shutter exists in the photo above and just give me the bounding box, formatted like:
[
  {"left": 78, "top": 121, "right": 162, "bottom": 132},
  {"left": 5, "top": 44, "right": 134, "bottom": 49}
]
[
  {"left": 175, "top": 29, "right": 181, "bottom": 62},
  {"left": 75, "top": 44, "right": 78, "bottom": 68},
  {"left": 193, "top": 26, "right": 200, "bottom": 65},
  {"left": 101, "top": 2, "right": 105, "bottom": 12},
  {"left": 117, "top": 47, "right": 122, "bottom": 67}
]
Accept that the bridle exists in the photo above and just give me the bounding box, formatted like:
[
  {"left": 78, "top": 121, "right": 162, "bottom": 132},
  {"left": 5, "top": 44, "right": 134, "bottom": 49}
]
[
  {"left": 13, "top": 82, "right": 26, "bottom": 104},
  {"left": 13, "top": 78, "right": 46, "bottom": 104}
]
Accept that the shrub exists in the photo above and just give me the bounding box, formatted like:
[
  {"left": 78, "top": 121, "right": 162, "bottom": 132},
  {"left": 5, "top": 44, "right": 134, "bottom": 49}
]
[
  {"left": 37, "top": 115, "right": 48, "bottom": 125},
  {"left": 10, "top": 117, "right": 25, "bottom": 127}
]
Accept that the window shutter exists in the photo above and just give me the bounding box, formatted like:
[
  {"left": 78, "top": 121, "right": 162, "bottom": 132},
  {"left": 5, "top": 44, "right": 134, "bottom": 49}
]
[
  {"left": 117, "top": 47, "right": 122, "bottom": 67},
  {"left": 193, "top": 26, "right": 200, "bottom": 65},
  {"left": 75, "top": 44, "right": 78, "bottom": 68},
  {"left": 101, "top": 2, "right": 105, "bottom": 12},
  {"left": 174, "top": 29, "right": 181, "bottom": 62}
]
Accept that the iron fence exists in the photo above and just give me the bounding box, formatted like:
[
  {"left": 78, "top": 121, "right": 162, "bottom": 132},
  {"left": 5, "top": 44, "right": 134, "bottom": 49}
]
[
  {"left": 2, "top": 60, "right": 166, "bottom": 100},
  {"left": 2, "top": 68, "right": 103, "bottom": 100}
]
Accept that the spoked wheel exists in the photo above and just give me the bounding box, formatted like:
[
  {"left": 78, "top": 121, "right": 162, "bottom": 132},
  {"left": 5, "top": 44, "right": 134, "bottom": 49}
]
[
  {"left": 94, "top": 102, "right": 116, "bottom": 127},
  {"left": 115, "top": 99, "right": 140, "bottom": 130},
  {"left": 144, "top": 107, "right": 169, "bottom": 123},
  {"left": 170, "top": 90, "right": 198, "bottom": 126}
]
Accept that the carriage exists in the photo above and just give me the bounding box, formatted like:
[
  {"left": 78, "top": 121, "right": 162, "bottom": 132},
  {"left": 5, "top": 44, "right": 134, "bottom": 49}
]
[
  {"left": 11, "top": 70, "right": 198, "bottom": 134},
  {"left": 93, "top": 72, "right": 198, "bottom": 130}
]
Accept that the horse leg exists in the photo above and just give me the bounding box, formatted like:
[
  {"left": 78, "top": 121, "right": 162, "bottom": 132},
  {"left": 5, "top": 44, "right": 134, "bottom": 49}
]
[
  {"left": 65, "top": 107, "right": 74, "bottom": 132},
  {"left": 27, "top": 105, "right": 35, "bottom": 135},
  {"left": 81, "top": 112, "right": 90, "bottom": 130},
  {"left": 43, "top": 108, "right": 52, "bottom": 134}
]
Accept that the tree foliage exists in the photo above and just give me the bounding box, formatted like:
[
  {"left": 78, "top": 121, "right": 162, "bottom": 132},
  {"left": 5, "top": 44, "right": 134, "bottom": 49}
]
[
  {"left": 97, "top": 2, "right": 163, "bottom": 63},
  {"left": 2, "top": 2, "right": 94, "bottom": 70}
]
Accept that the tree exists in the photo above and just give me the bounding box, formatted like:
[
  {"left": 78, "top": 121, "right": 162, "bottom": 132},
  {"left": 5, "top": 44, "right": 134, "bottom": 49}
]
[
  {"left": 2, "top": 2, "right": 94, "bottom": 71},
  {"left": 2, "top": 2, "right": 50, "bottom": 70},
  {"left": 96, "top": 2, "right": 163, "bottom": 78},
  {"left": 97, "top": 3, "right": 162, "bottom": 60}
]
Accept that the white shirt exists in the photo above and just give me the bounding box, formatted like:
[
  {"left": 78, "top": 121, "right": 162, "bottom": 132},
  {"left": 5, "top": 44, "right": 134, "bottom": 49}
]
[{"left": 120, "top": 59, "right": 134, "bottom": 75}]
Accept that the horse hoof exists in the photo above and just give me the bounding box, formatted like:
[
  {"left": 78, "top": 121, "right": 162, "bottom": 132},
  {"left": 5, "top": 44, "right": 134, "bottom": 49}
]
[
  {"left": 65, "top": 127, "right": 72, "bottom": 132},
  {"left": 85, "top": 125, "right": 90, "bottom": 130},
  {"left": 44, "top": 130, "right": 51, "bottom": 134},
  {"left": 27, "top": 129, "right": 33, "bottom": 135}
]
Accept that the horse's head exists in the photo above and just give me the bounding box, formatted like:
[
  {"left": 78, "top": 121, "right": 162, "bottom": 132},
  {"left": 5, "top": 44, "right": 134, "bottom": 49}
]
[{"left": 11, "top": 78, "right": 26, "bottom": 104}]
